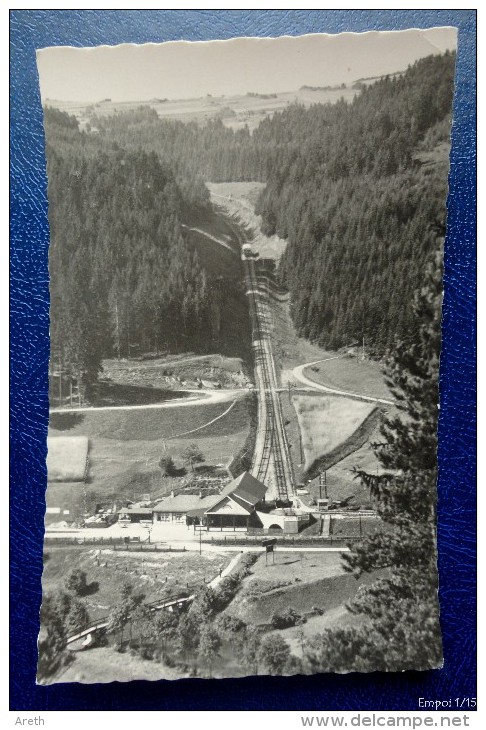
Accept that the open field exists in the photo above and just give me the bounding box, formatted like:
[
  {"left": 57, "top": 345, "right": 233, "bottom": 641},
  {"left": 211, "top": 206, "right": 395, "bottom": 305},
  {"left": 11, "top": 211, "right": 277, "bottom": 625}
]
[
  {"left": 293, "top": 394, "right": 378, "bottom": 475},
  {"left": 42, "top": 547, "right": 232, "bottom": 621},
  {"left": 303, "top": 355, "right": 392, "bottom": 401},
  {"left": 50, "top": 397, "right": 249, "bottom": 442},
  {"left": 49, "top": 86, "right": 359, "bottom": 133},
  {"left": 46, "top": 396, "right": 252, "bottom": 518},
  {"left": 248, "top": 550, "right": 344, "bottom": 584}
]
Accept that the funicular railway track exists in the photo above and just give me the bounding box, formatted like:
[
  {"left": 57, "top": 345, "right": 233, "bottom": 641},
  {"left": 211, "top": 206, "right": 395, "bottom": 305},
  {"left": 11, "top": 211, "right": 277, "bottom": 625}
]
[{"left": 242, "top": 247, "right": 295, "bottom": 503}]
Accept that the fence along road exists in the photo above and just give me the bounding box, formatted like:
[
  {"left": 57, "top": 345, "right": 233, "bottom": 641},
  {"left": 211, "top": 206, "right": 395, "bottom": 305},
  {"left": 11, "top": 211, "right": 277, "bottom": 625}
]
[{"left": 242, "top": 246, "right": 295, "bottom": 503}]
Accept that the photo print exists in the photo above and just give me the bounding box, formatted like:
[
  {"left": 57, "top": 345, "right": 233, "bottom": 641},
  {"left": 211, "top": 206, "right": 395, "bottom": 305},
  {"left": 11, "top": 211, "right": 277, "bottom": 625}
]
[{"left": 36, "top": 27, "right": 457, "bottom": 684}]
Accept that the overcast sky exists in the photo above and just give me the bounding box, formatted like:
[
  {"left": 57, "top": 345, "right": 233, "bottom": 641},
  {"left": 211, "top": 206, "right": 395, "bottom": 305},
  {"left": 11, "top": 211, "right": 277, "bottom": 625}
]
[{"left": 36, "top": 27, "right": 457, "bottom": 103}]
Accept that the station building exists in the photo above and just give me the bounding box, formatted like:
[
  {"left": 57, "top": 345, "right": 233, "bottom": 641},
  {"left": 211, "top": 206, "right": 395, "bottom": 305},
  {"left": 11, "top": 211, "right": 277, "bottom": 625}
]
[
  {"left": 152, "top": 472, "right": 267, "bottom": 531},
  {"left": 152, "top": 494, "right": 217, "bottom": 524}
]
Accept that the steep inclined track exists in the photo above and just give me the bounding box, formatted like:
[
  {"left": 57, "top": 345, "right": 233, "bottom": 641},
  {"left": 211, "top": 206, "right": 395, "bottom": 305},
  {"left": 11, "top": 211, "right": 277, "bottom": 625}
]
[{"left": 243, "top": 251, "right": 295, "bottom": 502}]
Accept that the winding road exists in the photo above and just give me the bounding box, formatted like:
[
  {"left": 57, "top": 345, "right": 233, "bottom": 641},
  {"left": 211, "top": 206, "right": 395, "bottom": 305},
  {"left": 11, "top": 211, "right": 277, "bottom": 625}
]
[
  {"left": 292, "top": 357, "right": 394, "bottom": 406},
  {"left": 49, "top": 388, "right": 245, "bottom": 414}
]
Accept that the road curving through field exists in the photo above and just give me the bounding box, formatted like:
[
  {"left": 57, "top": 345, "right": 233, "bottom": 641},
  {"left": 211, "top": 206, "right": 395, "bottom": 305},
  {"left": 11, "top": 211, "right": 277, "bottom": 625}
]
[
  {"left": 49, "top": 388, "right": 246, "bottom": 415},
  {"left": 292, "top": 358, "right": 394, "bottom": 406}
]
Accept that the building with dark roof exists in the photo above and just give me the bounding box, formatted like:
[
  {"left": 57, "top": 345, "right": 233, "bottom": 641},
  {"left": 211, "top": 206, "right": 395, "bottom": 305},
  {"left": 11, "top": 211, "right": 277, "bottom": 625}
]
[
  {"left": 189, "top": 472, "right": 267, "bottom": 531},
  {"left": 152, "top": 494, "right": 217, "bottom": 523},
  {"left": 151, "top": 473, "right": 267, "bottom": 530}
]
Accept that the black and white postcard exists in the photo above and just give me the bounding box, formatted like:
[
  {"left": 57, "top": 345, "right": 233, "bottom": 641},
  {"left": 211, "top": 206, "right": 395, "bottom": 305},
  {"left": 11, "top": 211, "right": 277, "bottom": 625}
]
[{"left": 35, "top": 28, "right": 457, "bottom": 684}]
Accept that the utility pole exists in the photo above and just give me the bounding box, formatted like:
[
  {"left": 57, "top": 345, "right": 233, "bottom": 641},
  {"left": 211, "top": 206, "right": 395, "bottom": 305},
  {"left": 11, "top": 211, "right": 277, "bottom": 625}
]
[
  {"left": 58, "top": 350, "right": 62, "bottom": 407},
  {"left": 114, "top": 299, "right": 121, "bottom": 360},
  {"left": 319, "top": 471, "right": 328, "bottom": 500},
  {"left": 362, "top": 334, "right": 365, "bottom": 361}
]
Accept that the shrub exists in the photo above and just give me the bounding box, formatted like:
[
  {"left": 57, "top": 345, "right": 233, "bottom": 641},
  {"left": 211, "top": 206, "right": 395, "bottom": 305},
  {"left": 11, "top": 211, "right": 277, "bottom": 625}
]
[
  {"left": 182, "top": 443, "right": 205, "bottom": 472},
  {"left": 66, "top": 569, "right": 88, "bottom": 597},
  {"left": 215, "top": 614, "right": 246, "bottom": 638},
  {"left": 159, "top": 455, "right": 178, "bottom": 477},
  {"left": 270, "top": 607, "right": 303, "bottom": 629},
  {"left": 140, "top": 646, "right": 154, "bottom": 661},
  {"left": 214, "top": 575, "right": 239, "bottom": 610},
  {"left": 235, "top": 552, "right": 258, "bottom": 579}
]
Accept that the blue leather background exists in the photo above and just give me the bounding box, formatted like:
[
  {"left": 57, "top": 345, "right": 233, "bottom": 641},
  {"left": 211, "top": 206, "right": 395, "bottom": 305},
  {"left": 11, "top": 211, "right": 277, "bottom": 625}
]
[{"left": 10, "top": 10, "right": 476, "bottom": 711}]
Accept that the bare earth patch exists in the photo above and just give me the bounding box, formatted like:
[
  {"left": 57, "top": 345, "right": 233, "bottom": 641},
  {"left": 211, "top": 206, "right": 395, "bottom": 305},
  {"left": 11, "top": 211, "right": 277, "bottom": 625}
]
[{"left": 208, "top": 182, "right": 289, "bottom": 262}]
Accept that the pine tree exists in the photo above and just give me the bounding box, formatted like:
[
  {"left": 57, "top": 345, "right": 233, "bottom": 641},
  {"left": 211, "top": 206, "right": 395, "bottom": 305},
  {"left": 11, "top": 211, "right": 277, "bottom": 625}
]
[{"left": 308, "top": 247, "right": 444, "bottom": 673}]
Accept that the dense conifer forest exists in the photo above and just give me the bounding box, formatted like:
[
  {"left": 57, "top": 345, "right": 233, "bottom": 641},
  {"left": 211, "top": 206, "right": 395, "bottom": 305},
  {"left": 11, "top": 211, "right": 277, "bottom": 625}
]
[
  {"left": 45, "top": 51, "right": 455, "bottom": 384},
  {"left": 45, "top": 108, "right": 241, "bottom": 387},
  {"left": 256, "top": 52, "right": 455, "bottom": 349}
]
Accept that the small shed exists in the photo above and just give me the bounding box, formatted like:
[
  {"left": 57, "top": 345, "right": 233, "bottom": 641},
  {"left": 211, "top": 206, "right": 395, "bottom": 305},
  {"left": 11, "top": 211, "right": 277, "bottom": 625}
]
[{"left": 118, "top": 506, "right": 153, "bottom": 523}]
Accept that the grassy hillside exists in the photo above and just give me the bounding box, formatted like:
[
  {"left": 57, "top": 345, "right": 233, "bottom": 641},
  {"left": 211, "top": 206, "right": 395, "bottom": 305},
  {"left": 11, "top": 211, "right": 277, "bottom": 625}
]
[
  {"left": 225, "top": 551, "right": 383, "bottom": 626},
  {"left": 46, "top": 396, "right": 252, "bottom": 520},
  {"left": 303, "top": 355, "right": 392, "bottom": 401},
  {"left": 293, "top": 394, "right": 377, "bottom": 474}
]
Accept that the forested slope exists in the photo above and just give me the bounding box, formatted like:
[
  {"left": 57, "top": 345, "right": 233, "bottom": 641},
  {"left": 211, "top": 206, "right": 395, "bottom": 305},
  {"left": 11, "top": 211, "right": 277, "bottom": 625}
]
[
  {"left": 45, "top": 51, "right": 455, "bottom": 389},
  {"left": 45, "top": 109, "right": 245, "bottom": 388},
  {"left": 255, "top": 52, "right": 456, "bottom": 350}
]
